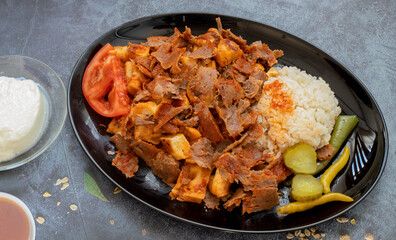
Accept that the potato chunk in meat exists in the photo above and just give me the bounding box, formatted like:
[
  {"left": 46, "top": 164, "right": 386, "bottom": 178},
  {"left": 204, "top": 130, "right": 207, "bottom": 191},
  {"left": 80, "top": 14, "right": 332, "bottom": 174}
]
[
  {"left": 131, "top": 101, "right": 158, "bottom": 117},
  {"left": 183, "top": 127, "right": 201, "bottom": 141},
  {"left": 112, "top": 46, "right": 133, "bottom": 62},
  {"left": 132, "top": 101, "right": 161, "bottom": 144},
  {"left": 161, "top": 134, "right": 191, "bottom": 160},
  {"left": 128, "top": 43, "right": 150, "bottom": 58},
  {"left": 134, "top": 125, "right": 161, "bottom": 145},
  {"left": 209, "top": 168, "right": 231, "bottom": 198},
  {"left": 125, "top": 61, "right": 148, "bottom": 96},
  {"left": 170, "top": 163, "right": 211, "bottom": 203},
  {"left": 214, "top": 39, "right": 243, "bottom": 67}
]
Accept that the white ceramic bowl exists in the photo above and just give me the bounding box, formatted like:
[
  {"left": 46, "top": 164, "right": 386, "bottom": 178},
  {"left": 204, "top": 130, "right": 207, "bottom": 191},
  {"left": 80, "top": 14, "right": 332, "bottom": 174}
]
[
  {"left": 0, "top": 55, "right": 67, "bottom": 170},
  {"left": 0, "top": 192, "right": 36, "bottom": 240}
]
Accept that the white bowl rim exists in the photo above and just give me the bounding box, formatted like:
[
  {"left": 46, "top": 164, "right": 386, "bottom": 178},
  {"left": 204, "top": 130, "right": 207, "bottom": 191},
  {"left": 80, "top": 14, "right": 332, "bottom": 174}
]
[{"left": 0, "top": 192, "right": 36, "bottom": 240}]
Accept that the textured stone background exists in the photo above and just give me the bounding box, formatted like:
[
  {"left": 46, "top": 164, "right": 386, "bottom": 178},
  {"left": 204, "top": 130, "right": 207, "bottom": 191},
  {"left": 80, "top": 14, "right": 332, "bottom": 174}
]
[{"left": 0, "top": 0, "right": 395, "bottom": 239}]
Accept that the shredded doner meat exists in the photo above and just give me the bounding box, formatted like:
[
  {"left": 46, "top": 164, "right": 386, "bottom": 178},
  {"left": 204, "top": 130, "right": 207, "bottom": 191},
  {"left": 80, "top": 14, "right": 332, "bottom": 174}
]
[{"left": 103, "top": 17, "right": 284, "bottom": 214}]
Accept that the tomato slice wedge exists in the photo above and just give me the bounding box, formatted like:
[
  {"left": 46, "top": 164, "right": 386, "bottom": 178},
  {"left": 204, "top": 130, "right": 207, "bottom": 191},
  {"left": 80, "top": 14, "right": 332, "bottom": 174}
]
[{"left": 82, "top": 43, "right": 131, "bottom": 117}]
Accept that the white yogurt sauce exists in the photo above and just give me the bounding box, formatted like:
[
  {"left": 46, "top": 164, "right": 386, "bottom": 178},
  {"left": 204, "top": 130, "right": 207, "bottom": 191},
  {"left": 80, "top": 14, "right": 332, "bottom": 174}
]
[{"left": 0, "top": 76, "right": 46, "bottom": 162}]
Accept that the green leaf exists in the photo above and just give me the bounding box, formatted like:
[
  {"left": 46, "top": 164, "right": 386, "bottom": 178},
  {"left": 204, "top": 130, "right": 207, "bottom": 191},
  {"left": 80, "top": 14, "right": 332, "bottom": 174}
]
[{"left": 83, "top": 172, "right": 109, "bottom": 202}]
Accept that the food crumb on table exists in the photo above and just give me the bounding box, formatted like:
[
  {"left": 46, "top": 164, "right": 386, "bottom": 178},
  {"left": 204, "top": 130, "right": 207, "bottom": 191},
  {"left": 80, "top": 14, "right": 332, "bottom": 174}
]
[
  {"left": 55, "top": 177, "right": 69, "bottom": 186},
  {"left": 350, "top": 218, "right": 356, "bottom": 224},
  {"left": 113, "top": 187, "right": 121, "bottom": 194},
  {"left": 110, "top": 219, "right": 115, "bottom": 225},
  {"left": 43, "top": 192, "right": 51, "bottom": 197},
  {"left": 70, "top": 204, "right": 78, "bottom": 211},
  {"left": 36, "top": 217, "right": 45, "bottom": 224},
  {"left": 339, "top": 234, "right": 351, "bottom": 240},
  {"left": 61, "top": 182, "right": 69, "bottom": 190},
  {"left": 309, "top": 227, "right": 316, "bottom": 232},
  {"left": 142, "top": 229, "right": 146, "bottom": 236},
  {"left": 55, "top": 179, "right": 62, "bottom": 185},
  {"left": 313, "top": 233, "right": 322, "bottom": 239},
  {"left": 57, "top": 201, "right": 60, "bottom": 206},
  {"left": 286, "top": 232, "right": 294, "bottom": 239},
  {"left": 294, "top": 230, "right": 301, "bottom": 237},
  {"left": 365, "top": 233, "right": 374, "bottom": 240},
  {"left": 336, "top": 217, "right": 349, "bottom": 223},
  {"left": 304, "top": 228, "right": 311, "bottom": 236}
]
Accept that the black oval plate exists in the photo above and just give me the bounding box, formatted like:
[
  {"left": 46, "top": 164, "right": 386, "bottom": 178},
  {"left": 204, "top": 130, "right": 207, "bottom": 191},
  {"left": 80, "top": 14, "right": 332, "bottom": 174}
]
[{"left": 68, "top": 13, "right": 388, "bottom": 233}]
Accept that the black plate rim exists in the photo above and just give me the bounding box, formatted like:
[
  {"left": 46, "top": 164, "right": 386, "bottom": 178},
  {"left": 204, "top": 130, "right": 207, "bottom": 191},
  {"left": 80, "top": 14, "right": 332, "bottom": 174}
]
[{"left": 67, "top": 12, "right": 389, "bottom": 233}]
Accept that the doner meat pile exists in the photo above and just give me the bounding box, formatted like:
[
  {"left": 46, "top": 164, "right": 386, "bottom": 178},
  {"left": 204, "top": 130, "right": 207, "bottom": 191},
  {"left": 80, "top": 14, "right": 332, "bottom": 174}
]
[{"left": 105, "top": 18, "right": 290, "bottom": 214}]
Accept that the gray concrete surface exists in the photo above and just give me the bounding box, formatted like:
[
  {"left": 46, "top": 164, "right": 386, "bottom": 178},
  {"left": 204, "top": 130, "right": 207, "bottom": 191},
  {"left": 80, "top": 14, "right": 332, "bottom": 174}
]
[{"left": 0, "top": 0, "right": 395, "bottom": 239}]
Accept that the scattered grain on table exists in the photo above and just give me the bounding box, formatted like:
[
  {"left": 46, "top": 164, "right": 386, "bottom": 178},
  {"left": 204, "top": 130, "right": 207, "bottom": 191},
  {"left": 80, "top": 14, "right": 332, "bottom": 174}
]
[
  {"left": 36, "top": 217, "right": 45, "bottom": 224},
  {"left": 113, "top": 187, "right": 121, "bottom": 194},
  {"left": 61, "top": 182, "right": 69, "bottom": 190},
  {"left": 70, "top": 204, "right": 78, "bottom": 211},
  {"left": 336, "top": 217, "right": 349, "bottom": 223},
  {"left": 55, "top": 179, "right": 62, "bottom": 185},
  {"left": 313, "top": 233, "right": 322, "bottom": 239},
  {"left": 43, "top": 192, "right": 51, "bottom": 197},
  {"left": 286, "top": 232, "right": 294, "bottom": 239},
  {"left": 310, "top": 227, "right": 316, "bottom": 232},
  {"left": 294, "top": 230, "right": 301, "bottom": 237},
  {"left": 340, "top": 234, "right": 350, "bottom": 240},
  {"left": 57, "top": 201, "right": 60, "bottom": 206},
  {"left": 110, "top": 220, "right": 114, "bottom": 225},
  {"left": 56, "top": 177, "right": 69, "bottom": 186},
  {"left": 304, "top": 228, "right": 311, "bottom": 236},
  {"left": 350, "top": 218, "right": 356, "bottom": 224},
  {"left": 142, "top": 229, "right": 147, "bottom": 236},
  {"left": 365, "top": 233, "right": 374, "bottom": 240}
]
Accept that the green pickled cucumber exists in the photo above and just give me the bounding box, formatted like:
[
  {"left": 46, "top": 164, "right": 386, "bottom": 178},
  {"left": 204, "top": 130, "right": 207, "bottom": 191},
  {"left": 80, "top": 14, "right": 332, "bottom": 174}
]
[
  {"left": 315, "top": 115, "right": 359, "bottom": 175},
  {"left": 283, "top": 143, "right": 317, "bottom": 174},
  {"left": 291, "top": 174, "right": 324, "bottom": 202}
]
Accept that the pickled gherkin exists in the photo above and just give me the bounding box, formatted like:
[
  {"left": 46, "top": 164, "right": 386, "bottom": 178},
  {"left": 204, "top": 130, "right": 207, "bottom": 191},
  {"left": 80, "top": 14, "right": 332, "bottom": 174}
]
[
  {"left": 290, "top": 174, "right": 323, "bottom": 202},
  {"left": 283, "top": 143, "right": 317, "bottom": 174},
  {"left": 314, "top": 115, "right": 358, "bottom": 174}
]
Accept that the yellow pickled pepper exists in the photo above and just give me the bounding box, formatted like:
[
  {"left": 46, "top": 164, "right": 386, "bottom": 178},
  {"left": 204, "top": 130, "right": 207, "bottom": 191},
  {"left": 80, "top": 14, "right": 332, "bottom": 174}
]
[
  {"left": 277, "top": 193, "right": 354, "bottom": 214},
  {"left": 320, "top": 146, "right": 350, "bottom": 193}
]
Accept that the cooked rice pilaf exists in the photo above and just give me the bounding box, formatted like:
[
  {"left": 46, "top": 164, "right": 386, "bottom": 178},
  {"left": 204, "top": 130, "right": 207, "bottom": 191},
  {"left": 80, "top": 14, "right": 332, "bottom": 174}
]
[{"left": 255, "top": 66, "right": 341, "bottom": 160}]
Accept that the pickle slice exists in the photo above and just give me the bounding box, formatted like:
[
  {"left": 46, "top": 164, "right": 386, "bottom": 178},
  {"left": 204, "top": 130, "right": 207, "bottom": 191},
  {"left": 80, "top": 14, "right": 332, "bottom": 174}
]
[
  {"left": 283, "top": 143, "right": 317, "bottom": 174},
  {"left": 291, "top": 174, "right": 323, "bottom": 201}
]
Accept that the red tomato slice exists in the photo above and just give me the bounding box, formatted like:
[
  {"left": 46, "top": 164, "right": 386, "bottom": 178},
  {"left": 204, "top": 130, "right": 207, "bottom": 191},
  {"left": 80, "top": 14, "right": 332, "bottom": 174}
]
[{"left": 82, "top": 43, "right": 131, "bottom": 117}]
